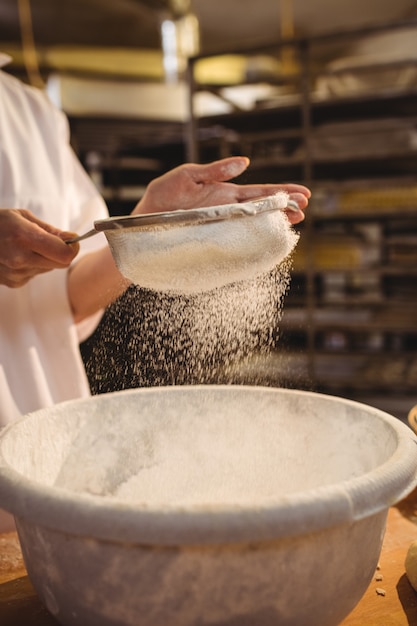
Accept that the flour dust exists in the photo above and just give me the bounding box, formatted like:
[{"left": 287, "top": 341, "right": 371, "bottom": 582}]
[{"left": 81, "top": 259, "right": 294, "bottom": 393}]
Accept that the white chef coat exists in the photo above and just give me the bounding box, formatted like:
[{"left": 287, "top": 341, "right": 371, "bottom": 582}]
[{"left": 0, "top": 56, "right": 109, "bottom": 427}]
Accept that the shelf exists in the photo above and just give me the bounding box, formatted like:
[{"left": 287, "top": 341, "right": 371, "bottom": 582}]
[
  {"left": 281, "top": 306, "right": 417, "bottom": 333},
  {"left": 313, "top": 209, "right": 417, "bottom": 222},
  {"left": 101, "top": 185, "right": 147, "bottom": 201},
  {"left": 291, "top": 266, "right": 417, "bottom": 276},
  {"left": 229, "top": 350, "right": 417, "bottom": 397}
]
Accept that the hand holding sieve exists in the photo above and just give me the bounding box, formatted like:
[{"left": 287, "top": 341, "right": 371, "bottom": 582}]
[{"left": 66, "top": 194, "right": 301, "bottom": 294}]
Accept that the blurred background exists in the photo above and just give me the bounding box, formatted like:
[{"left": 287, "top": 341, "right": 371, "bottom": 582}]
[{"left": 1, "top": 0, "right": 417, "bottom": 59}]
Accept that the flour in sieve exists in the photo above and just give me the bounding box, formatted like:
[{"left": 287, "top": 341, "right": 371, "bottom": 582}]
[{"left": 109, "top": 200, "right": 299, "bottom": 294}]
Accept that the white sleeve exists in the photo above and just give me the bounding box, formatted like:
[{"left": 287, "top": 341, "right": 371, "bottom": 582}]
[
  {"left": 55, "top": 114, "right": 111, "bottom": 340},
  {"left": 70, "top": 156, "right": 110, "bottom": 341}
]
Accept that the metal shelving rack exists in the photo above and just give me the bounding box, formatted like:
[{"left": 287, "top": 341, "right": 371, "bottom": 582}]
[{"left": 185, "top": 18, "right": 417, "bottom": 418}]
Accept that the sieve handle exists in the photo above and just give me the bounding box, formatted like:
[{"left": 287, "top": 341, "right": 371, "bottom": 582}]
[{"left": 65, "top": 229, "right": 99, "bottom": 244}]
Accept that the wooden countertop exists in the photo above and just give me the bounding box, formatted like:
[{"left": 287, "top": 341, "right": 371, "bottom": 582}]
[{"left": 1, "top": 491, "right": 417, "bottom": 626}]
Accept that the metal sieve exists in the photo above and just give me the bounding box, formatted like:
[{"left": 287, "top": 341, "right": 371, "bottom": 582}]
[{"left": 67, "top": 193, "right": 300, "bottom": 293}]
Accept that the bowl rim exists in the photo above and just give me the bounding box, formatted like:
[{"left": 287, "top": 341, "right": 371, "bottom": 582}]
[{"left": 0, "top": 386, "right": 416, "bottom": 545}]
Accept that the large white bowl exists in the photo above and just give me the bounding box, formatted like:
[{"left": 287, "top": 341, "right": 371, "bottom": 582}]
[{"left": 0, "top": 386, "right": 416, "bottom": 626}]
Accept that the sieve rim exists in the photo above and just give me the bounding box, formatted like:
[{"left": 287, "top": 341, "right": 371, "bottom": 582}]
[{"left": 94, "top": 195, "right": 293, "bottom": 233}]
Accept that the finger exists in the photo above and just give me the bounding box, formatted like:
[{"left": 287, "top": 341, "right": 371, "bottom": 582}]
[
  {"left": 59, "top": 232, "right": 81, "bottom": 257},
  {"left": 280, "top": 184, "right": 311, "bottom": 198},
  {"left": 5, "top": 248, "right": 75, "bottom": 277},
  {"left": 20, "top": 209, "right": 67, "bottom": 237},
  {"left": 235, "top": 184, "right": 311, "bottom": 203},
  {"left": 288, "top": 191, "right": 310, "bottom": 210},
  {"left": 189, "top": 157, "right": 250, "bottom": 183},
  {"left": 14, "top": 210, "right": 80, "bottom": 265},
  {"left": 26, "top": 228, "right": 79, "bottom": 266},
  {"left": 285, "top": 208, "right": 305, "bottom": 225}
]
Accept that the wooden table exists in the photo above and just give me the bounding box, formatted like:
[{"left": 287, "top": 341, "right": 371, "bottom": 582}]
[{"left": 1, "top": 492, "right": 417, "bottom": 626}]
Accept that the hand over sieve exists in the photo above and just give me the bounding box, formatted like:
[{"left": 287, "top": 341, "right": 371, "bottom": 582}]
[{"left": 67, "top": 194, "right": 301, "bottom": 294}]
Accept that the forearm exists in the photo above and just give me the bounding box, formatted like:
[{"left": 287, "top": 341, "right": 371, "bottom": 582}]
[{"left": 67, "top": 247, "right": 130, "bottom": 323}]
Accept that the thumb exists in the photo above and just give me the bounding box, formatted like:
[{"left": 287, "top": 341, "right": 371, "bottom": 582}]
[
  {"left": 191, "top": 157, "right": 250, "bottom": 183},
  {"left": 59, "top": 231, "right": 81, "bottom": 257}
]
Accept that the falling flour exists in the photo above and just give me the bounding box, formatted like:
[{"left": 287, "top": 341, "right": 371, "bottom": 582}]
[
  {"left": 63, "top": 209, "right": 301, "bottom": 501},
  {"left": 82, "top": 258, "right": 294, "bottom": 393}
]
